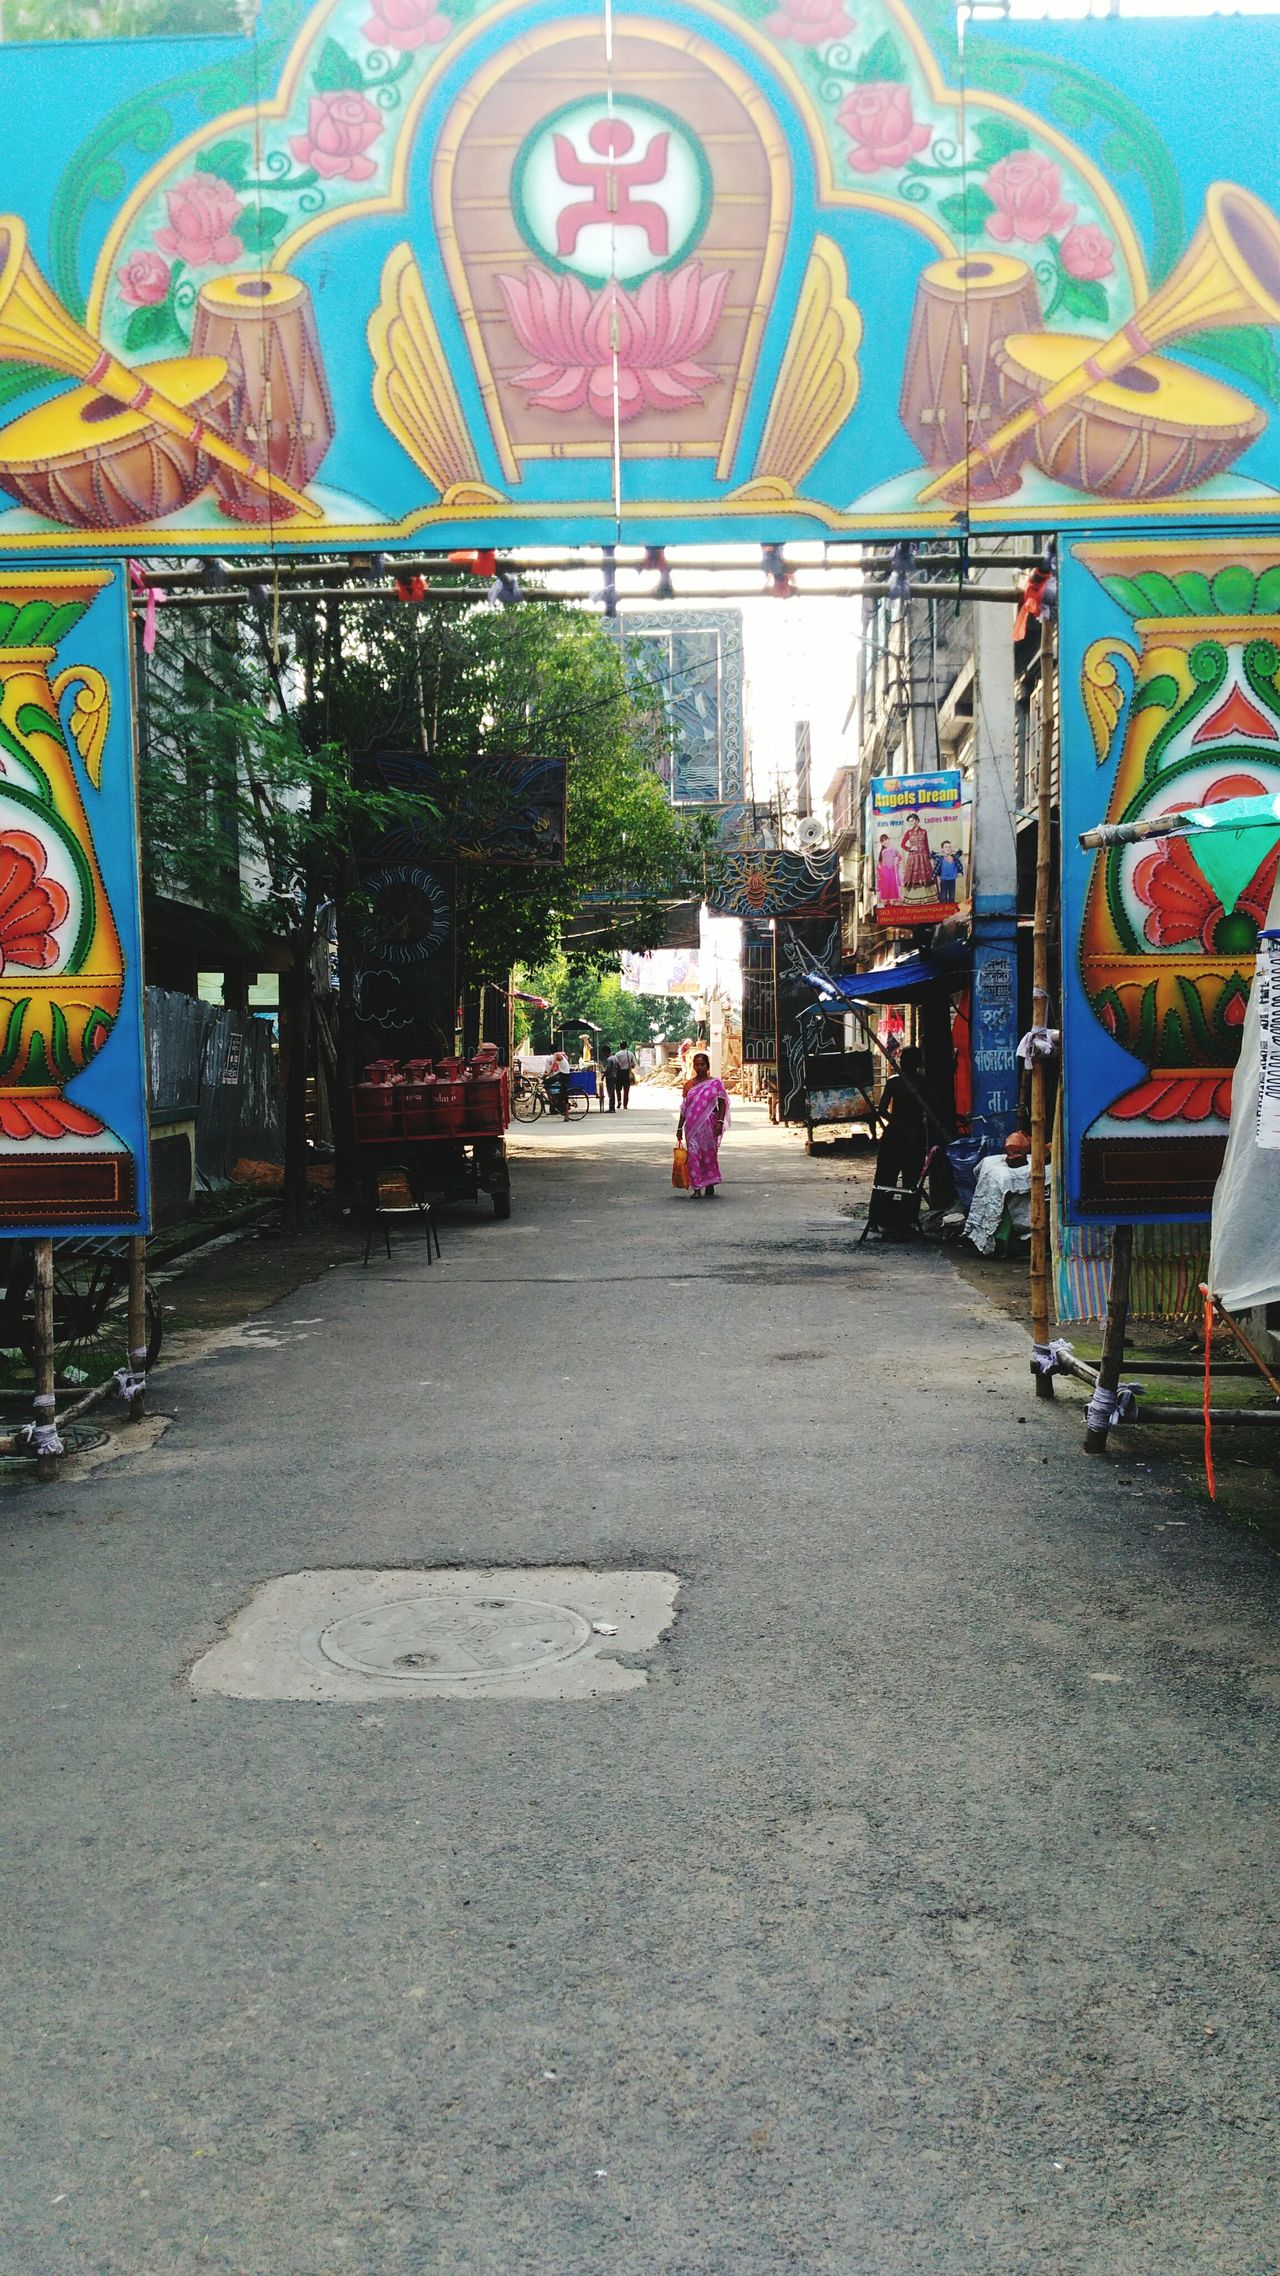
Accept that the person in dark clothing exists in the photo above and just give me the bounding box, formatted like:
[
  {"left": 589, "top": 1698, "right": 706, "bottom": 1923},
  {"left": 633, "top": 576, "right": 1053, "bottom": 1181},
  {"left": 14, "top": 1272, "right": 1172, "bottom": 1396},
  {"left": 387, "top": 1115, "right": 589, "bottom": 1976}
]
[
  {"left": 603, "top": 1054, "right": 619, "bottom": 1112},
  {"left": 874, "top": 1046, "right": 928, "bottom": 1192}
]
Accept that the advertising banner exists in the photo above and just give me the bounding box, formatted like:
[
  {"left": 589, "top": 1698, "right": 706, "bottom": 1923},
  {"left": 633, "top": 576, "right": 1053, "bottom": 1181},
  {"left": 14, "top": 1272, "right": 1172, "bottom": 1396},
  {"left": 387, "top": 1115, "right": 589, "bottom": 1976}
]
[
  {"left": 1060, "top": 532, "right": 1280, "bottom": 1222},
  {"left": 870, "top": 770, "right": 968, "bottom": 927},
  {"left": 0, "top": 6, "right": 1278, "bottom": 549},
  {"left": 0, "top": 563, "right": 149, "bottom": 1234}
]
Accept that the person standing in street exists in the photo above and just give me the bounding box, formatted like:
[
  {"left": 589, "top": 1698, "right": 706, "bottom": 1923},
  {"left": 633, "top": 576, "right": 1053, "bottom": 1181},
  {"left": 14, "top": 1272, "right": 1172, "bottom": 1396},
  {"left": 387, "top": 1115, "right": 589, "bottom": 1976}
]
[
  {"left": 603, "top": 1052, "right": 620, "bottom": 1112},
  {"left": 677, "top": 1051, "right": 729, "bottom": 1197},
  {"left": 613, "top": 1044, "right": 636, "bottom": 1109},
  {"left": 546, "top": 1045, "right": 572, "bottom": 1121},
  {"left": 874, "top": 1046, "right": 928, "bottom": 1191}
]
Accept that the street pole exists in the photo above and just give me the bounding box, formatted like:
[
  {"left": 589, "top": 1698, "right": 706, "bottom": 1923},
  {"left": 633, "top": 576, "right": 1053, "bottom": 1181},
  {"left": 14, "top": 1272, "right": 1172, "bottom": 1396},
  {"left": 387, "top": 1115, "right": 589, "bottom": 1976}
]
[{"left": 1030, "top": 616, "right": 1056, "bottom": 1398}]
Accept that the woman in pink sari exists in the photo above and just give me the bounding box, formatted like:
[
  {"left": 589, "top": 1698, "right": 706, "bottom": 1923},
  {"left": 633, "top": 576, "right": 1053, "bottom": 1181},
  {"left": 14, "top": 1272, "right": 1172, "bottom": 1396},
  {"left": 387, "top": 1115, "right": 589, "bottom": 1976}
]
[{"left": 677, "top": 1052, "right": 730, "bottom": 1198}]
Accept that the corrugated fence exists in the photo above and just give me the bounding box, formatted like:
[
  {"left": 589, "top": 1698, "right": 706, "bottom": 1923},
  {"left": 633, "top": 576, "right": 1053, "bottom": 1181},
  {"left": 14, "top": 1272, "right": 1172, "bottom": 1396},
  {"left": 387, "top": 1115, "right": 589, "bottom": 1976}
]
[{"left": 146, "top": 986, "right": 284, "bottom": 1191}]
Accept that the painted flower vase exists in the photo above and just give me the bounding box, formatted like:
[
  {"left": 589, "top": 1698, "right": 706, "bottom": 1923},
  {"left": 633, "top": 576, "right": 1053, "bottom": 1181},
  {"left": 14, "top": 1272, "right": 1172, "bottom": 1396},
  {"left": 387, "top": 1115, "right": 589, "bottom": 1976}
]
[
  {"left": 0, "top": 569, "right": 131, "bottom": 1214},
  {"left": 1075, "top": 537, "right": 1280, "bottom": 1207}
]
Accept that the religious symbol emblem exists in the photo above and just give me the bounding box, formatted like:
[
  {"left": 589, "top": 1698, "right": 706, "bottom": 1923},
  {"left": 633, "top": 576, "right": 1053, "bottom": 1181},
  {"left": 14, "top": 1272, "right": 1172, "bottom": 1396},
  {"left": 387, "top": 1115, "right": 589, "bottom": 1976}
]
[{"left": 512, "top": 97, "right": 710, "bottom": 287}]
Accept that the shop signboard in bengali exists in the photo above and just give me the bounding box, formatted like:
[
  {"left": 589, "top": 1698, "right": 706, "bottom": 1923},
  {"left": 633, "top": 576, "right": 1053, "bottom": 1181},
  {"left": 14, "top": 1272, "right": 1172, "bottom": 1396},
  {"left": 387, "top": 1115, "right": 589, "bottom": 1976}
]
[
  {"left": 0, "top": 6, "right": 1275, "bottom": 549},
  {"left": 870, "top": 771, "right": 969, "bottom": 928}
]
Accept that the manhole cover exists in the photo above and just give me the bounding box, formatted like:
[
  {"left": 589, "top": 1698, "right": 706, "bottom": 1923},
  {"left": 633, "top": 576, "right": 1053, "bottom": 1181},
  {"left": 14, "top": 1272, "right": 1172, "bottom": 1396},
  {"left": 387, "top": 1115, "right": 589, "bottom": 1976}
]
[{"left": 316, "top": 1592, "right": 593, "bottom": 1683}]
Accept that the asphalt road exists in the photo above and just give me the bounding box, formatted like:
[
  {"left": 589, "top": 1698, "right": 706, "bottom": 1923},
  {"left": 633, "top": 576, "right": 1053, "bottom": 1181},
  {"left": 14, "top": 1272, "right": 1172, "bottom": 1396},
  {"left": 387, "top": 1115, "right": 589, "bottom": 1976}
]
[{"left": 3, "top": 1092, "right": 1279, "bottom": 2276}]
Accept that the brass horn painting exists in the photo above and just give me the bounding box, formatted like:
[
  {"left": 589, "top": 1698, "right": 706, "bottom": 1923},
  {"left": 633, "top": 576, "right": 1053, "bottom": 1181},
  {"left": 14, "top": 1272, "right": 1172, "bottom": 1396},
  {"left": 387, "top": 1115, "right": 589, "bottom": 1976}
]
[{"left": 0, "top": 0, "right": 1277, "bottom": 545}]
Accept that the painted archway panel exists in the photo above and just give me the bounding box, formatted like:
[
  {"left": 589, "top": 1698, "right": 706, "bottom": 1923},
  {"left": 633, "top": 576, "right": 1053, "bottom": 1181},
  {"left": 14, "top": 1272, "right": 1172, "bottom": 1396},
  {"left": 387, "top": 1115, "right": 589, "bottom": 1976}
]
[{"left": 0, "top": 0, "right": 1274, "bottom": 550}]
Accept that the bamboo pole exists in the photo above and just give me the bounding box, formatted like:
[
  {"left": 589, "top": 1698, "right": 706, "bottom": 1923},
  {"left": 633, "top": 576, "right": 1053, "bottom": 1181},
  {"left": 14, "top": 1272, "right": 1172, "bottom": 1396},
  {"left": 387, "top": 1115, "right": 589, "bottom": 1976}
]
[
  {"left": 125, "top": 1236, "right": 148, "bottom": 1423},
  {"left": 31, "top": 1237, "right": 61, "bottom": 1476},
  {"left": 1030, "top": 617, "right": 1056, "bottom": 1398},
  {"left": 1083, "top": 1223, "right": 1134, "bottom": 1454}
]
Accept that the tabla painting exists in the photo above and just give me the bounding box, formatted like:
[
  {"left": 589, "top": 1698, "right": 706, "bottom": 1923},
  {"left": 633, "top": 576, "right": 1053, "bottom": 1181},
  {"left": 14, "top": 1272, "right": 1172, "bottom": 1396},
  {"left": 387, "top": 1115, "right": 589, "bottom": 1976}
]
[
  {"left": 1060, "top": 534, "right": 1280, "bottom": 1225},
  {"left": 0, "top": 1, "right": 1278, "bottom": 548},
  {"left": 0, "top": 563, "right": 148, "bottom": 1233}
]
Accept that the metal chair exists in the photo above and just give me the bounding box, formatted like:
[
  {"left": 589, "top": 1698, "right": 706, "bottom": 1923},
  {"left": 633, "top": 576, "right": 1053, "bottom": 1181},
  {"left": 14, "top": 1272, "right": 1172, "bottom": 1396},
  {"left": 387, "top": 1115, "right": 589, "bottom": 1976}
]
[{"left": 361, "top": 1163, "right": 441, "bottom": 1266}]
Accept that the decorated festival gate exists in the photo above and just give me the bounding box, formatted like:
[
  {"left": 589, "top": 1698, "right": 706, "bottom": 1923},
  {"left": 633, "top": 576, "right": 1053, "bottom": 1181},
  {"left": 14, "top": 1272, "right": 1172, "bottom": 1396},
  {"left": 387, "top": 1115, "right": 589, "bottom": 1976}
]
[{"left": 0, "top": 0, "right": 1279, "bottom": 1442}]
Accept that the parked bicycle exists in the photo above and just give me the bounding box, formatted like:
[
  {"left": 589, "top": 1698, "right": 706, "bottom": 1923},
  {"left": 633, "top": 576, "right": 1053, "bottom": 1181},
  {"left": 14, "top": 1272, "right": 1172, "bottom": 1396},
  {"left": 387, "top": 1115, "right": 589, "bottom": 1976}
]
[{"left": 511, "top": 1074, "right": 589, "bottom": 1122}]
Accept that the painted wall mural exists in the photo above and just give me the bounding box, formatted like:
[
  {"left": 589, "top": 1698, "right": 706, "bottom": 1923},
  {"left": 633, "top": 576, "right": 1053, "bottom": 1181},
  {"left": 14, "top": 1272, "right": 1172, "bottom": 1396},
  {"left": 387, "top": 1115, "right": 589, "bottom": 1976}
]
[
  {"left": 0, "top": 564, "right": 148, "bottom": 1232},
  {"left": 0, "top": 2, "right": 1276, "bottom": 547},
  {"left": 1061, "top": 534, "right": 1280, "bottom": 1225}
]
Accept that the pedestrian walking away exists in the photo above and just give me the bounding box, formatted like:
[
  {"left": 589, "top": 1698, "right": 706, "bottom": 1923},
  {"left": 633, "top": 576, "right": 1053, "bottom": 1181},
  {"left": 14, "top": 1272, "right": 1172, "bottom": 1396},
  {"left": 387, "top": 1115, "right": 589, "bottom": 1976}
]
[
  {"left": 613, "top": 1044, "right": 636, "bottom": 1108},
  {"left": 677, "top": 1051, "right": 729, "bottom": 1196},
  {"left": 603, "top": 1052, "right": 619, "bottom": 1112}
]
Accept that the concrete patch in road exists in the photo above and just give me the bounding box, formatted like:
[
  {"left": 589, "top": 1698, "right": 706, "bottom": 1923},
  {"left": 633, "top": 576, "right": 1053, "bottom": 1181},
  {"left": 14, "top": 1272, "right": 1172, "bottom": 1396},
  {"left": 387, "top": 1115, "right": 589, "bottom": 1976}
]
[{"left": 189, "top": 1565, "right": 680, "bottom": 1701}]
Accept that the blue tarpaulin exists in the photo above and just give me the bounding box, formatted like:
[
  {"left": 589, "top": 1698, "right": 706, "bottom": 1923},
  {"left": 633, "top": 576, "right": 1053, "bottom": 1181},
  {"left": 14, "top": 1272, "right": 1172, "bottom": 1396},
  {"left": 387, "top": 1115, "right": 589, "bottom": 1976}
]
[{"left": 804, "top": 954, "right": 971, "bottom": 1007}]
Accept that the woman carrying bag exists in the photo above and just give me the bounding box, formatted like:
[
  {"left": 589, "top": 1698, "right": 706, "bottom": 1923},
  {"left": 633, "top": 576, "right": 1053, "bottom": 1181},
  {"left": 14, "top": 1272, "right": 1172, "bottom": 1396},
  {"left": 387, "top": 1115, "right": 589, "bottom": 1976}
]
[{"left": 676, "top": 1052, "right": 730, "bottom": 1198}]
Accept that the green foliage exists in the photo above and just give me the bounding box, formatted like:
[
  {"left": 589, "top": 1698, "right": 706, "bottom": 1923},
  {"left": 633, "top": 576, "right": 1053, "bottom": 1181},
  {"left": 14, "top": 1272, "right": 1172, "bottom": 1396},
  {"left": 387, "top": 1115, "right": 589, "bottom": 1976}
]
[
  {"left": 139, "top": 588, "right": 701, "bottom": 990},
  {"left": 2, "top": 0, "right": 239, "bottom": 34},
  {"left": 517, "top": 955, "right": 696, "bottom": 1057}
]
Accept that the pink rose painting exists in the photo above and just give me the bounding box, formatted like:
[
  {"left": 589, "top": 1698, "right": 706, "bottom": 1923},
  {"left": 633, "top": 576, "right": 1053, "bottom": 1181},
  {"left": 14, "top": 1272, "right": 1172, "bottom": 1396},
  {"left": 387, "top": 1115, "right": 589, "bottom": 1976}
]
[
  {"left": 290, "top": 91, "right": 384, "bottom": 183},
  {"left": 498, "top": 263, "right": 729, "bottom": 421},
  {"left": 765, "top": 0, "right": 854, "bottom": 44},
  {"left": 155, "top": 173, "right": 244, "bottom": 267},
  {"left": 984, "top": 150, "right": 1076, "bottom": 246},
  {"left": 837, "top": 82, "right": 930, "bottom": 173},
  {"left": 116, "top": 249, "right": 172, "bottom": 309},
  {"left": 1060, "top": 222, "right": 1115, "bottom": 282},
  {"left": 363, "top": 0, "right": 449, "bottom": 48}
]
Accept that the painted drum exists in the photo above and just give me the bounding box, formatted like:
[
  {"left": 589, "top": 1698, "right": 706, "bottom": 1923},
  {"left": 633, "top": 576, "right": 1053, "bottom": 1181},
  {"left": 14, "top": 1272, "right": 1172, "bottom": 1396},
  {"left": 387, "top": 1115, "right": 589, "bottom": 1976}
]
[
  {"left": 900, "top": 254, "right": 1040, "bottom": 500},
  {"left": 191, "top": 272, "right": 335, "bottom": 522},
  {"left": 998, "top": 331, "right": 1266, "bottom": 500},
  {"left": 0, "top": 356, "right": 230, "bottom": 529}
]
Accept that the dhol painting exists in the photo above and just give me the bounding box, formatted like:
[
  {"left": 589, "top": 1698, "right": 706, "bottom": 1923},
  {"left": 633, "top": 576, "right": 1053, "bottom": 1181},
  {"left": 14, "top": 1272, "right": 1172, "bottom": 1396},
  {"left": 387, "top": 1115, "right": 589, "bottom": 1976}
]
[
  {"left": 0, "top": 563, "right": 148, "bottom": 1233},
  {"left": 0, "top": 1, "right": 1277, "bottom": 547},
  {"left": 1060, "top": 533, "right": 1280, "bottom": 1223}
]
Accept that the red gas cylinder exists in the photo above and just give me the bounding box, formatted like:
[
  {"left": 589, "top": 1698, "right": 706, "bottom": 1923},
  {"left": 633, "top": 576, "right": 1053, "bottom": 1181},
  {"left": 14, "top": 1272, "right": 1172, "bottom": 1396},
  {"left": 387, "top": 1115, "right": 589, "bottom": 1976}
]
[
  {"left": 464, "top": 1064, "right": 505, "bottom": 1130},
  {"left": 354, "top": 1060, "right": 398, "bottom": 1141},
  {"left": 430, "top": 1081, "right": 467, "bottom": 1135}
]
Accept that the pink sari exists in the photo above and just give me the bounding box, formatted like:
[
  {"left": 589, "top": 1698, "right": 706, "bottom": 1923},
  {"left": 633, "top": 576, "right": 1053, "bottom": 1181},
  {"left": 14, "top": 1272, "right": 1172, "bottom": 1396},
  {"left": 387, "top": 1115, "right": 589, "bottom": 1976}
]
[{"left": 681, "top": 1076, "right": 729, "bottom": 1190}]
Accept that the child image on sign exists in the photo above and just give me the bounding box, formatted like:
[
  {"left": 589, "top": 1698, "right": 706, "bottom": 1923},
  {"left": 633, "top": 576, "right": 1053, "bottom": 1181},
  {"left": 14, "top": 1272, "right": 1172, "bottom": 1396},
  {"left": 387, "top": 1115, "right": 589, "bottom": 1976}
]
[{"left": 934, "top": 842, "right": 964, "bottom": 903}]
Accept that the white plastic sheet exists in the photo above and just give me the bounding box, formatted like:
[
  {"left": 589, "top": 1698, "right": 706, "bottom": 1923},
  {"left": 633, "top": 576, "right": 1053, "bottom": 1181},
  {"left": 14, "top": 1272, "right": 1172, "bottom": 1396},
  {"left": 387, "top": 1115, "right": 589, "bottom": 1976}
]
[{"left": 1208, "top": 891, "right": 1280, "bottom": 1311}]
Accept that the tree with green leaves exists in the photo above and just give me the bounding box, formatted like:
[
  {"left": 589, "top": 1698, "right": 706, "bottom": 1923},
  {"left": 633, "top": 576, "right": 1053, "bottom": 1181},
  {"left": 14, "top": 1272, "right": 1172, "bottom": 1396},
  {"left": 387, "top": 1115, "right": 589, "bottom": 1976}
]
[{"left": 139, "top": 581, "right": 703, "bottom": 1224}]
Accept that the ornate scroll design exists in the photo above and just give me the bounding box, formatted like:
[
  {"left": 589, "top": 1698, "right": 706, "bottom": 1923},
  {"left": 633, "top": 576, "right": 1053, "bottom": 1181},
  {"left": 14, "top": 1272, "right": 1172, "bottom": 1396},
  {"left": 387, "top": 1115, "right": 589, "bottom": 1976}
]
[
  {"left": 743, "top": 237, "right": 861, "bottom": 498},
  {"left": 368, "top": 245, "right": 502, "bottom": 505},
  {"left": 1081, "top": 635, "right": 1138, "bottom": 765},
  {"left": 52, "top": 666, "right": 110, "bottom": 790}
]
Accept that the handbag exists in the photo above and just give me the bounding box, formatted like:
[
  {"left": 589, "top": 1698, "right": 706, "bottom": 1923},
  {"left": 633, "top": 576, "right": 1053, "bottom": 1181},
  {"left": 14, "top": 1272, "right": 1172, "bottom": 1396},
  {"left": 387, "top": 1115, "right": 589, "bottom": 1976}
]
[{"left": 672, "top": 1141, "right": 690, "bottom": 1190}]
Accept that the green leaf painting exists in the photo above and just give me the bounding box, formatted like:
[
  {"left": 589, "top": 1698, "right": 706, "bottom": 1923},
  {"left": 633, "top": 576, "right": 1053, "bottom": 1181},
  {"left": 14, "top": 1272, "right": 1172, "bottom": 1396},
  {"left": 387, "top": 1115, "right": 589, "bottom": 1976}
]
[
  {"left": 313, "top": 38, "right": 364, "bottom": 93},
  {"left": 854, "top": 32, "right": 906, "bottom": 82},
  {"left": 971, "top": 118, "right": 1030, "bottom": 167},
  {"left": 937, "top": 185, "right": 995, "bottom": 238},
  {"left": 196, "top": 138, "right": 251, "bottom": 189},
  {"left": 236, "top": 206, "right": 288, "bottom": 257}
]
